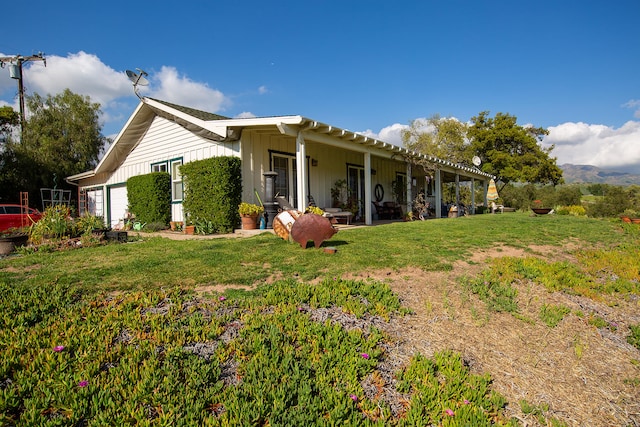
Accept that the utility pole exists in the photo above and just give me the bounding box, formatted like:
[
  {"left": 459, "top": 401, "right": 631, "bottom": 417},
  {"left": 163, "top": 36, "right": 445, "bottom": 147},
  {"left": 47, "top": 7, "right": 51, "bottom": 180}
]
[{"left": 0, "top": 53, "right": 46, "bottom": 133}]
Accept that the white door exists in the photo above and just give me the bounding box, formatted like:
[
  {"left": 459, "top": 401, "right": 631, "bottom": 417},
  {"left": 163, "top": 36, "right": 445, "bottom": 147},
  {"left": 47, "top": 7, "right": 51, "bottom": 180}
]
[{"left": 108, "top": 185, "right": 128, "bottom": 229}]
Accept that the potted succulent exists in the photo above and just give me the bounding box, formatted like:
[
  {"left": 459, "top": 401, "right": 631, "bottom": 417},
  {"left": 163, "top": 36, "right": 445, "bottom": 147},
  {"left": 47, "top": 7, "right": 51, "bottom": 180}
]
[
  {"left": 238, "top": 202, "right": 264, "bottom": 230},
  {"left": 0, "top": 228, "right": 30, "bottom": 256}
]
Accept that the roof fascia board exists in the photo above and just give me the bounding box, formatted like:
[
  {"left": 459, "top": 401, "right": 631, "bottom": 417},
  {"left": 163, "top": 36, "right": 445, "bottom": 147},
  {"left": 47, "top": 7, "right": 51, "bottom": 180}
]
[{"left": 96, "top": 101, "right": 147, "bottom": 168}]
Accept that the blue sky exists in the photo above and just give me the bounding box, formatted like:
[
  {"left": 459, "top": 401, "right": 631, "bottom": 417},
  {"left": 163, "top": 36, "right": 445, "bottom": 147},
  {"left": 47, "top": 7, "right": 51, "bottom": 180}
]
[{"left": 1, "top": 0, "right": 639, "bottom": 172}]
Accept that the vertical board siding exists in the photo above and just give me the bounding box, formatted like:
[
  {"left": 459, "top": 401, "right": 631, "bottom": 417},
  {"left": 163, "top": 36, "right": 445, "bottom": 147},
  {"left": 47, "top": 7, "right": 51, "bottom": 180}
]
[{"left": 104, "top": 117, "right": 239, "bottom": 186}]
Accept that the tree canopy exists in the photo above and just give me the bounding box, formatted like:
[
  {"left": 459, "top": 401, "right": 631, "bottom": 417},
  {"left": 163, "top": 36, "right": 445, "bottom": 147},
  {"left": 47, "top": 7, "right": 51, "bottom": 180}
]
[
  {"left": 467, "top": 111, "right": 563, "bottom": 186},
  {"left": 0, "top": 89, "right": 108, "bottom": 206},
  {"left": 0, "top": 106, "right": 20, "bottom": 142},
  {"left": 402, "top": 114, "right": 470, "bottom": 165}
]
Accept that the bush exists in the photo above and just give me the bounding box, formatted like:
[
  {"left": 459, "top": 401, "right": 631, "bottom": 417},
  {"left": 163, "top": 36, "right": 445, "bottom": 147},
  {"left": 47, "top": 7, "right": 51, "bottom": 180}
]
[
  {"left": 127, "top": 172, "right": 171, "bottom": 225},
  {"left": 29, "top": 205, "right": 74, "bottom": 244},
  {"left": 181, "top": 157, "right": 242, "bottom": 233},
  {"left": 74, "top": 214, "right": 105, "bottom": 234},
  {"left": 556, "top": 205, "right": 587, "bottom": 216},
  {"left": 586, "top": 186, "right": 632, "bottom": 217}
]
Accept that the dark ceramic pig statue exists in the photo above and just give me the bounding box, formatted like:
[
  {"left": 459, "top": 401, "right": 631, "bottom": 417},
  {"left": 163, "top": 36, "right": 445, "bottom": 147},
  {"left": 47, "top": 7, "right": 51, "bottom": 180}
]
[{"left": 289, "top": 213, "right": 338, "bottom": 249}]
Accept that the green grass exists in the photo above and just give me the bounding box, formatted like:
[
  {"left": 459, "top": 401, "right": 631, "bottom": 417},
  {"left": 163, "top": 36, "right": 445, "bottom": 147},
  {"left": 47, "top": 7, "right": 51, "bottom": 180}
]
[
  {"left": 0, "top": 213, "right": 638, "bottom": 425},
  {"left": 2, "top": 213, "right": 632, "bottom": 293}
]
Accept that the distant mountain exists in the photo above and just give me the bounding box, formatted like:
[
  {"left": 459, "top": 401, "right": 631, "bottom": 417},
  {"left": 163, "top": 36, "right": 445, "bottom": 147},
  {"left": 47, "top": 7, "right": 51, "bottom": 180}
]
[{"left": 560, "top": 164, "right": 640, "bottom": 185}]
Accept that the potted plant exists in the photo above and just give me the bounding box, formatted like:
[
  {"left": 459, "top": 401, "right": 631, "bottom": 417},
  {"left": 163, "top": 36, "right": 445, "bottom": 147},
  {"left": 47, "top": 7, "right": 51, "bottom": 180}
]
[
  {"left": 0, "top": 228, "right": 30, "bottom": 256},
  {"left": 238, "top": 202, "right": 264, "bottom": 230},
  {"left": 531, "top": 199, "right": 553, "bottom": 215}
]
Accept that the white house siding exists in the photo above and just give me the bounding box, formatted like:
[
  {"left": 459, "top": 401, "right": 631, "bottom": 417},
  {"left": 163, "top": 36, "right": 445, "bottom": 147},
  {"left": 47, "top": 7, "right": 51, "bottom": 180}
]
[
  {"left": 239, "top": 130, "right": 295, "bottom": 204},
  {"left": 78, "top": 116, "right": 239, "bottom": 222},
  {"left": 105, "top": 117, "right": 239, "bottom": 187}
]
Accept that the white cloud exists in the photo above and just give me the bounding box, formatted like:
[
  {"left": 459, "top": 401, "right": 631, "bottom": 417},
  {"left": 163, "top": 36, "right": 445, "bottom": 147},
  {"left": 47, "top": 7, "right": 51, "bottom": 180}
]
[
  {"left": 146, "top": 66, "right": 229, "bottom": 113},
  {"left": 366, "top": 117, "right": 640, "bottom": 175},
  {"left": 258, "top": 85, "right": 268, "bottom": 95},
  {"left": 235, "top": 111, "right": 256, "bottom": 119},
  {"left": 0, "top": 52, "right": 232, "bottom": 135},
  {"left": 623, "top": 99, "right": 640, "bottom": 119},
  {"left": 543, "top": 120, "right": 640, "bottom": 173},
  {"left": 25, "top": 51, "right": 131, "bottom": 106},
  {"left": 360, "top": 122, "right": 408, "bottom": 147}
]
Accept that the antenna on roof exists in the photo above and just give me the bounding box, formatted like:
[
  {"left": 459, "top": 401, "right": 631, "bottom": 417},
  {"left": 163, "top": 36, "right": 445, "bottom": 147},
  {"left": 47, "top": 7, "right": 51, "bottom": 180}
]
[{"left": 125, "top": 68, "right": 149, "bottom": 99}]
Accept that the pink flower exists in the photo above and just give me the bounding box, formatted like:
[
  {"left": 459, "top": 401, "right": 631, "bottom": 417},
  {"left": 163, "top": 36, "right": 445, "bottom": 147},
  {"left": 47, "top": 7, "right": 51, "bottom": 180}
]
[
  {"left": 350, "top": 394, "right": 358, "bottom": 402},
  {"left": 218, "top": 296, "right": 226, "bottom": 301},
  {"left": 445, "top": 409, "right": 455, "bottom": 416},
  {"left": 463, "top": 399, "right": 470, "bottom": 405},
  {"left": 78, "top": 380, "right": 88, "bottom": 387},
  {"left": 53, "top": 346, "right": 65, "bottom": 352},
  {"left": 361, "top": 353, "right": 369, "bottom": 359}
]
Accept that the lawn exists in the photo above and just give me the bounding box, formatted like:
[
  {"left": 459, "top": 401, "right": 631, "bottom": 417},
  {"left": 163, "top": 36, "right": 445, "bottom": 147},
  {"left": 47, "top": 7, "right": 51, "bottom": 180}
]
[{"left": 1, "top": 213, "right": 639, "bottom": 426}]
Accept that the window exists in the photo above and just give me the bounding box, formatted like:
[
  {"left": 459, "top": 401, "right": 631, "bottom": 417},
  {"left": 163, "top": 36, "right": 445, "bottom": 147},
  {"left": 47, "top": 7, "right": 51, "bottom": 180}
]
[
  {"left": 171, "top": 159, "right": 183, "bottom": 201},
  {"left": 394, "top": 172, "right": 407, "bottom": 205},
  {"left": 347, "top": 164, "right": 365, "bottom": 218},
  {"left": 152, "top": 162, "right": 168, "bottom": 173},
  {"left": 272, "top": 153, "right": 297, "bottom": 207}
]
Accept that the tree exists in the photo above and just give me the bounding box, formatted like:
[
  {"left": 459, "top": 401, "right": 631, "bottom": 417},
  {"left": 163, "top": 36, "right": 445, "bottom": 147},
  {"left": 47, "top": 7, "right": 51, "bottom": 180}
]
[
  {"left": 402, "top": 114, "right": 470, "bottom": 164},
  {"left": 0, "top": 89, "right": 108, "bottom": 206},
  {"left": 467, "top": 111, "right": 563, "bottom": 187},
  {"left": 0, "top": 106, "right": 20, "bottom": 140}
]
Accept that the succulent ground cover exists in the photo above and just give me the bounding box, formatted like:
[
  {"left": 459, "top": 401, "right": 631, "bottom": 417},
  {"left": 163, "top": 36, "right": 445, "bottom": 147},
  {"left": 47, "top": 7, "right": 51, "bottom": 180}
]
[{"left": 1, "top": 213, "right": 639, "bottom": 425}]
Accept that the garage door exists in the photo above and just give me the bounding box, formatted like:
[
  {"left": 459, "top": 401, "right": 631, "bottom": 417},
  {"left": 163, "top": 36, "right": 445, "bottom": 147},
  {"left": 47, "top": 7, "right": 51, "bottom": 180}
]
[{"left": 108, "top": 185, "right": 128, "bottom": 229}]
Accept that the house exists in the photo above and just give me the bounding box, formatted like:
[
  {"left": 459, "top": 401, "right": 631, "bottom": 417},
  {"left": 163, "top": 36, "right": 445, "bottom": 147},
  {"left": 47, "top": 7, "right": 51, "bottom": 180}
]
[{"left": 67, "top": 97, "right": 494, "bottom": 228}]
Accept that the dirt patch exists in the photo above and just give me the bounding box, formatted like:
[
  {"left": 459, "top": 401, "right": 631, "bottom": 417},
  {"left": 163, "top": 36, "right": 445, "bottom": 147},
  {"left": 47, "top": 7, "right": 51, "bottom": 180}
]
[{"left": 368, "top": 244, "right": 640, "bottom": 426}]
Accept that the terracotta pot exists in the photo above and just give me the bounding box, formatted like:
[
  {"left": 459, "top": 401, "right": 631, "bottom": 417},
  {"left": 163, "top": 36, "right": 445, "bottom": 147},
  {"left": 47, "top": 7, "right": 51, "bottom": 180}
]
[
  {"left": 241, "top": 214, "right": 258, "bottom": 230},
  {"left": 184, "top": 225, "right": 195, "bottom": 235},
  {"left": 631, "top": 218, "right": 640, "bottom": 224},
  {"left": 620, "top": 216, "right": 631, "bottom": 223}
]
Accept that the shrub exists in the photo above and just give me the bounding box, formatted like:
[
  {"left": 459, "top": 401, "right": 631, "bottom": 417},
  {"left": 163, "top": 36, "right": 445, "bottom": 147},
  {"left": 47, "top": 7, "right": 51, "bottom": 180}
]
[
  {"left": 181, "top": 157, "right": 242, "bottom": 233},
  {"left": 29, "top": 205, "right": 74, "bottom": 244},
  {"left": 556, "top": 205, "right": 586, "bottom": 216},
  {"left": 586, "top": 186, "right": 632, "bottom": 217},
  {"left": 127, "top": 172, "right": 171, "bottom": 225},
  {"left": 74, "top": 214, "right": 105, "bottom": 234}
]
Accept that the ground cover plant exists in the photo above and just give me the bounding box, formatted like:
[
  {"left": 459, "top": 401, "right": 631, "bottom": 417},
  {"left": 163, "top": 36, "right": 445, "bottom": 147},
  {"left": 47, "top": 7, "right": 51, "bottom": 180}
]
[{"left": 1, "top": 212, "right": 639, "bottom": 425}]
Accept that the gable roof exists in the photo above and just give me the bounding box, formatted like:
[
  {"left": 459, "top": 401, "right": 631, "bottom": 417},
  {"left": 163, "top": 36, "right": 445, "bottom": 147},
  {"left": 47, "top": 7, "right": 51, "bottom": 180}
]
[{"left": 68, "top": 97, "right": 494, "bottom": 182}]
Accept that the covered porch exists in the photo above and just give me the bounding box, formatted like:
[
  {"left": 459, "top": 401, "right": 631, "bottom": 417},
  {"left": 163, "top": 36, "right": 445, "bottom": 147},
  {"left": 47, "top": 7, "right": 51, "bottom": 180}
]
[{"left": 249, "top": 119, "right": 494, "bottom": 225}]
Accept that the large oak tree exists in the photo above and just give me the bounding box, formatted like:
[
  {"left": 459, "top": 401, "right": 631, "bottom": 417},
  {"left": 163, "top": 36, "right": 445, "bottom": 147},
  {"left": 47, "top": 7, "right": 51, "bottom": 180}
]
[
  {"left": 0, "top": 89, "right": 109, "bottom": 206},
  {"left": 467, "top": 111, "right": 563, "bottom": 187}
]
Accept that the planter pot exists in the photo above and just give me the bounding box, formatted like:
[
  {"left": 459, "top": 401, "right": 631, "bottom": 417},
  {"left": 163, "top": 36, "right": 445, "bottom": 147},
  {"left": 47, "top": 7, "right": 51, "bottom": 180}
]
[
  {"left": 106, "top": 231, "right": 128, "bottom": 242},
  {"left": 0, "top": 234, "right": 29, "bottom": 256},
  {"left": 170, "top": 221, "right": 183, "bottom": 231},
  {"left": 532, "top": 208, "right": 553, "bottom": 215},
  {"left": 184, "top": 225, "right": 195, "bottom": 235},
  {"left": 241, "top": 214, "right": 259, "bottom": 230},
  {"left": 631, "top": 218, "right": 640, "bottom": 224},
  {"left": 621, "top": 216, "right": 632, "bottom": 223}
]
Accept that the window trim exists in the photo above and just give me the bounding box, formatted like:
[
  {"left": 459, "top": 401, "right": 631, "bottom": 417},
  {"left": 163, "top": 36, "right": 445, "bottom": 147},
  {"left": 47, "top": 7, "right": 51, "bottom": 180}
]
[
  {"left": 170, "top": 157, "right": 183, "bottom": 203},
  {"left": 151, "top": 161, "right": 168, "bottom": 173}
]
